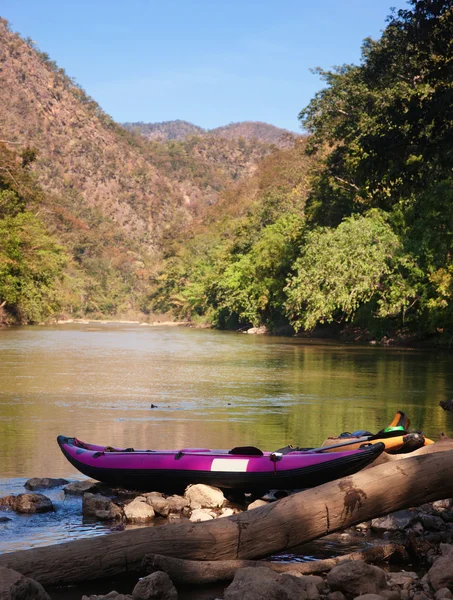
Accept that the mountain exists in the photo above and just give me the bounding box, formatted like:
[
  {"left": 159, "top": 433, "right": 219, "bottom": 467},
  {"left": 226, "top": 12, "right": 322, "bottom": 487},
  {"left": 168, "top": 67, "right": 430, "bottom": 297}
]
[
  {"left": 0, "top": 18, "right": 286, "bottom": 322},
  {"left": 209, "top": 121, "right": 297, "bottom": 146},
  {"left": 122, "top": 120, "right": 297, "bottom": 147},
  {"left": 123, "top": 120, "right": 205, "bottom": 141},
  {"left": 0, "top": 19, "right": 193, "bottom": 248}
]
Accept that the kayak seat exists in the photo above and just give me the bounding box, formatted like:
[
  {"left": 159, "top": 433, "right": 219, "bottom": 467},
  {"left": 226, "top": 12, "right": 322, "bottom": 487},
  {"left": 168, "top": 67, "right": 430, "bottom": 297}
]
[{"left": 229, "top": 446, "right": 264, "bottom": 456}]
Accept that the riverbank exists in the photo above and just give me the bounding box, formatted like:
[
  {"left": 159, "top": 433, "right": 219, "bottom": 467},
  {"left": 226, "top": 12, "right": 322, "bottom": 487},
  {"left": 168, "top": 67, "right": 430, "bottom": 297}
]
[
  {"left": 2, "top": 312, "right": 452, "bottom": 351},
  {"left": 2, "top": 475, "right": 453, "bottom": 600}
]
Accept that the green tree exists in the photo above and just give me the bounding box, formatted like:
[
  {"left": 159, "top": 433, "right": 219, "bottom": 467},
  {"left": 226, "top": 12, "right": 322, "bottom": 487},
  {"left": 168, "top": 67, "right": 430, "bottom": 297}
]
[
  {"left": 301, "top": 0, "right": 453, "bottom": 225},
  {"left": 0, "top": 212, "right": 66, "bottom": 322},
  {"left": 285, "top": 211, "right": 420, "bottom": 331}
]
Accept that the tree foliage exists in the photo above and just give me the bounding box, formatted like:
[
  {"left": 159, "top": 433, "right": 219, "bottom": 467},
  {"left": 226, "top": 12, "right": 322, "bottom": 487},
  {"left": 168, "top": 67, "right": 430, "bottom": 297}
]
[
  {"left": 285, "top": 211, "right": 420, "bottom": 331},
  {"left": 0, "top": 143, "right": 66, "bottom": 323},
  {"left": 300, "top": 0, "right": 453, "bottom": 224}
]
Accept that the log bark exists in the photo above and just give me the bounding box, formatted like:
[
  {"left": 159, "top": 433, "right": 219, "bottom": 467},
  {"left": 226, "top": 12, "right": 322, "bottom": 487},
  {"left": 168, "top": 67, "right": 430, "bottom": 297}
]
[
  {"left": 142, "top": 543, "right": 406, "bottom": 584},
  {"left": 1, "top": 440, "right": 453, "bottom": 587}
]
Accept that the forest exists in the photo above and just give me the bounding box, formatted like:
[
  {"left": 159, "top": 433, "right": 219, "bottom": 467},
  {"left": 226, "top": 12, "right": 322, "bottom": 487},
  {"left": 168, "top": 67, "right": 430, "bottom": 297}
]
[
  {"left": 1, "top": 0, "right": 453, "bottom": 345},
  {"left": 146, "top": 0, "right": 453, "bottom": 345}
]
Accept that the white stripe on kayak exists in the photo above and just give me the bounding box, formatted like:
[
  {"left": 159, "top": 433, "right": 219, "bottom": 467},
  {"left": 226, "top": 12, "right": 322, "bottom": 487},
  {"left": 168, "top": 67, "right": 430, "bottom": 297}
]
[{"left": 211, "top": 458, "right": 249, "bottom": 472}]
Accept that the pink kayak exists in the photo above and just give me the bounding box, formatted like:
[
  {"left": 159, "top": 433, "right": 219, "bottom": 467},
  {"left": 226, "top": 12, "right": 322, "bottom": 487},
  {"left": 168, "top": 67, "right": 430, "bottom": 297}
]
[{"left": 57, "top": 435, "right": 384, "bottom": 494}]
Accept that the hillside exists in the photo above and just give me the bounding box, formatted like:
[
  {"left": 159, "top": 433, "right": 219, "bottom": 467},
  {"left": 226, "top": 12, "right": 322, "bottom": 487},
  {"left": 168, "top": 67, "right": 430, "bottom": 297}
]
[
  {"left": 209, "top": 121, "right": 297, "bottom": 146},
  {"left": 0, "top": 19, "right": 195, "bottom": 247},
  {"left": 0, "top": 18, "right": 286, "bottom": 323},
  {"left": 123, "top": 119, "right": 297, "bottom": 147},
  {"left": 123, "top": 120, "right": 205, "bottom": 141}
]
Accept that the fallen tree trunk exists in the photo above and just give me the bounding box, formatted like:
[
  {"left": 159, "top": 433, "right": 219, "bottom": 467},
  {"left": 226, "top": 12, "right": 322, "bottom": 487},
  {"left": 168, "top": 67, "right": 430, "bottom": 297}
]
[
  {"left": 1, "top": 440, "right": 453, "bottom": 586},
  {"left": 142, "top": 543, "right": 406, "bottom": 584}
]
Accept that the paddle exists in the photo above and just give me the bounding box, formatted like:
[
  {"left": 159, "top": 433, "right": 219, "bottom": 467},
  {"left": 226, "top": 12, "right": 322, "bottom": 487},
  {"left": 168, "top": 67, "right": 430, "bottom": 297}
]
[{"left": 274, "top": 423, "right": 409, "bottom": 455}]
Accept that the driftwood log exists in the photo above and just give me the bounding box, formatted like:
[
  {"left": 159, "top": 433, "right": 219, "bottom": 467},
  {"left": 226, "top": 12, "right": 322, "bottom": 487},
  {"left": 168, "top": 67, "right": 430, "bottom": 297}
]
[
  {"left": 142, "top": 543, "right": 406, "bottom": 584},
  {"left": 1, "top": 439, "right": 453, "bottom": 586}
]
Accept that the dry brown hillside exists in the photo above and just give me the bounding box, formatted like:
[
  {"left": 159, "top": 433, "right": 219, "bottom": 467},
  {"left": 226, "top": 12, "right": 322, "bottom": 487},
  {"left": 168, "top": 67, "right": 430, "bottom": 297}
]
[
  {"left": 123, "top": 119, "right": 297, "bottom": 148},
  {"left": 0, "top": 19, "right": 189, "bottom": 247},
  {"left": 123, "top": 120, "right": 205, "bottom": 141},
  {"left": 209, "top": 121, "right": 298, "bottom": 146}
]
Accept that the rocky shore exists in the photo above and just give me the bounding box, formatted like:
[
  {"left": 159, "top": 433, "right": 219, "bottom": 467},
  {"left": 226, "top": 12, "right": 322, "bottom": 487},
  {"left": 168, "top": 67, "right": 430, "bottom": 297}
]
[{"left": 2, "top": 477, "right": 453, "bottom": 599}]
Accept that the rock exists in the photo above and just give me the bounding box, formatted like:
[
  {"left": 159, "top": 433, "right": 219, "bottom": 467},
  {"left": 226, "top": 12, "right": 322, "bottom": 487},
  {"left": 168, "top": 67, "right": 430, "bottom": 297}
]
[
  {"left": 247, "top": 326, "right": 268, "bottom": 335},
  {"left": 132, "top": 571, "right": 177, "bottom": 600},
  {"left": 327, "top": 562, "right": 387, "bottom": 598},
  {"left": 0, "top": 496, "right": 18, "bottom": 509},
  {"left": 165, "top": 495, "right": 188, "bottom": 514},
  {"left": 387, "top": 572, "right": 418, "bottom": 589},
  {"left": 419, "top": 514, "right": 446, "bottom": 532},
  {"left": 219, "top": 507, "right": 235, "bottom": 517},
  {"left": 247, "top": 499, "right": 269, "bottom": 510},
  {"left": 1, "top": 493, "right": 54, "bottom": 514},
  {"left": 328, "top": 593, "right": 347, "bottom": 600},
  {"left": 410, "top": 522, "right": 425, "bottom": 536},
  {"left": 224, "top": 566, "right": 311, "bottom": 600},
  {"left": 439, "top": 544, "right": 453, "bottom": 556},
  {"left": 64, "top": 480, "right": 99, "bottom": 495},
  {"left": 428, "top": 546, "right": 453, "bottom": 591},
  {"left": 353, "top": 595, "right": 386, "bottom": 600},
  {"left": 297, "top": 576, "right": 326, "bottom": 593},
  {"left": 435, "top": 589, "right": 453, "bottom": 599},
  {"left": 184, "top": 484, "right": 225, "bottom": 508},
  {"left": 82, "top": 594, "right": 132, "bottom": 600},
  {"left": 124, "top": 498, "right": 155, "bottom": 522},
  {"left": 82, "top": 493, "right": 123, "bottom": 521},
  {"left": 381, "top": 592, "right": 401, "bottom": 600},
  {"left": 189, "top": 508, "right": 215, "bottom": 522},
  {"left": 371, "top": 510, "right": 416, "bottom": 532},
  {"left": 145, "top": 492, "right": 169, "bottom": 516},
  {"left": 24, "top": 477, "right": 68, "bottom": 491},
  {"left": 433, "top": 500, "right": 453, "bottom": 512},
  {"left": 0, "top": 516, "right": 11, "bottom": 523},
  {"left": 0, "top": 566, "right": 51, "bottom": 599},
  {"left": 412, "top": 593, "right": 432, "bottom": 600}
]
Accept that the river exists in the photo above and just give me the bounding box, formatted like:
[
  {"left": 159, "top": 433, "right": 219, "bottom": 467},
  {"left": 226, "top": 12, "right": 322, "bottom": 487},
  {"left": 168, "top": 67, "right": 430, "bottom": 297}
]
[{"left": 1, "top": 323, "right": 452, "bottom": 553}]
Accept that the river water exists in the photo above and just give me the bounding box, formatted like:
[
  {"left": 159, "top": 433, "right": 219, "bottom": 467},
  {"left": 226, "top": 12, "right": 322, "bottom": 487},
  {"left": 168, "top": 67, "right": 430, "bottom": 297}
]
[{"left": 1, "top": 323, "right": 452, "bottom": 554}]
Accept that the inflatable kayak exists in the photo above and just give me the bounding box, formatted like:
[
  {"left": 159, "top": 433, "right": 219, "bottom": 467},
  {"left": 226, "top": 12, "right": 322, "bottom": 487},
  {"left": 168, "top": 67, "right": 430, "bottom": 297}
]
[
  {"left": 57, "top": 435, "right": 385, "bottom": 494},
  {"left": 320, "top": 411, "right": 435, "bottom": 454}
]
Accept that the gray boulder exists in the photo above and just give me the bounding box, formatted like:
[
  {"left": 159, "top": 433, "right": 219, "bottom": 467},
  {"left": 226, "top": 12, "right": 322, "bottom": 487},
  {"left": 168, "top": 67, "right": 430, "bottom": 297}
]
[
  {"left": 124, "top": 498, "right": 155, "bottom": 523},
  {"left": 386, "top": 572, "right": 418, "bottom": 589},
  {"left": 64, "top": 480, "right": 99, "bottom": 495},
  {"left": 144, "top": 493, "right": 188, "bottom": 518},
  {"left": 0, "top": 493, "right": 54, "bottom": 514},
  {"left": 0, "top": 566, "right": 51, "bottom": 599},
  {"left": 247, "top": 499, "right": 269, "bottom": 510},
  {"left": 15, "top": 493, "right": 54, "bottom": 514},
  {"left": 82, "top": 493, "right": 123, "bottom": 521},
  {"left": 24, "top": 477, "right": 68, "bottom": 491},
  {"left": 184, "top": 484, "right": 225, "bottom": 508},
  {"left": 435, "top": 589, "right": 453, "bottom": 599},
  {"left": 428, "top": 545, "right": 453, "bottom": 591},
  {"left": 189, "top": 508, "right": 215, "bottom": 522},
  {"left": 132, "top": 571, "right": 177, "bottom": 600},
  {"left": 371, "top": 510, "right": 416, "bottom": 532},
  {"left": 327, "top": 562, "right": 387, "bottom": 598},
  {"left": 224, "top": 566, "right": 311, "bottom": 600},
  {"left": 419, "top": 514, "right": 446, "bottom": 532}
]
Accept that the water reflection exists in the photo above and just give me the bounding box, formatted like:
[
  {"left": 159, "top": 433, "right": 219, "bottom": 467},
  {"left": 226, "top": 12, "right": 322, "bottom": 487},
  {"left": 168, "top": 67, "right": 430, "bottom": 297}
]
[{"left": 0, "top": 325, "right": 452, "bottom": 481}]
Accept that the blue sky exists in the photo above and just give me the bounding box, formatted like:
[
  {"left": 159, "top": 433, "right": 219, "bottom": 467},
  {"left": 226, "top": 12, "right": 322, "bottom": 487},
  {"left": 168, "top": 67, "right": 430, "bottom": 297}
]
[{"left": 2, "top": 0, "right": 409, "bottom": 132}]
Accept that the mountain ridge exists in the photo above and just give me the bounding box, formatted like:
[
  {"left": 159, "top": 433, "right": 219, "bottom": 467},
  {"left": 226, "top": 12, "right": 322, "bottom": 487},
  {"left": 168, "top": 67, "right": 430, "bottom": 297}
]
[{"left": 122, "top": 119, "right": 299, "bottom": 146}]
